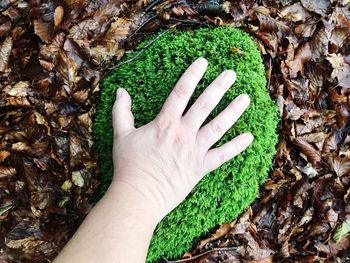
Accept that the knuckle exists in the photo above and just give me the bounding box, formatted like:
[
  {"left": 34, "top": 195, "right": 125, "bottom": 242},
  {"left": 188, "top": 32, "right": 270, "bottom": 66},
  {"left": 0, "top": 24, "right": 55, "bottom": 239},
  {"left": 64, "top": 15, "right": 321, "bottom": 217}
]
[
  {"left": 155, "top": 115, "right": 172, "bottom": 132},
  {"left": 196, "top": 135, "right": 208, "bottom": 149},
  {"left": 188, "top": 67, "right": 202, "bottom": 78},
  {"left": 215, "top": 79, "right": 228, "bottom": 91},
  {"left": 219, "top": 152, "right": 227, "bottom": 163},
  {"left": 174, "top": 130, "right": 185, "bottom": 145},
  {"left": 198, "top": 99, "right": 211, "bottom": 112},
  {"left": 174, "top": 83, "right": 189, "bottom": 97},
  {"left": 211, "top": 121, "right": 223, "bottom": 135}
]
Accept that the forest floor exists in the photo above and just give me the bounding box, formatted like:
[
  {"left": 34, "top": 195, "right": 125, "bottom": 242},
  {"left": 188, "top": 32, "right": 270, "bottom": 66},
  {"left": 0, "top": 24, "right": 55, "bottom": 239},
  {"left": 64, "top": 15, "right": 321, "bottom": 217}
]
[{"left": 0, "top": 0, "right": 350, "bottom": 262}]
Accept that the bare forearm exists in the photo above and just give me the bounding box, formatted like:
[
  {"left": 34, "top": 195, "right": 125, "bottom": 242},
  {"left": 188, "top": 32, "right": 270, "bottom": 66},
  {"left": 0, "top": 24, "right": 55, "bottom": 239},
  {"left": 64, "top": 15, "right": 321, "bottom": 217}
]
[{"left": 53, "top": 181, "right": 158, "bottom": 263}]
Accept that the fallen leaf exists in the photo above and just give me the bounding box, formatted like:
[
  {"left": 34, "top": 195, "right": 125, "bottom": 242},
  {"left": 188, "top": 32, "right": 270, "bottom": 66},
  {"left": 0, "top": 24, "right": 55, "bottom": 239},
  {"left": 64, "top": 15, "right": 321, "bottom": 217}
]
[
  {"left": 301, "top": 0, "right": 331, "bottom": 16},
  {"left": 0, "top": 166, "right": 16, "bottom": 178},
  {"left": 333, "top": 219, "right": 350, "bottom": 242},
  {"left": 33, "top": 20, "right": 52, "bottom": 43},
  {"left": 54, "top": 6, "right": 64, "bottom": 28},
  {"left": 0, "top": 150, "right": 10, "bottom": 162},
  {"left": 0, "top": 36, "right": 12, "bottom": 72},
  {"left": 333, "top": 156, "right": 350, "bottom": 177},
  {"left": 72, "top": 170, "right": 84, "bottom": 187},
  {"left": 280, "top": 2, "right": 312, "bottom": 22},
  {"left": 293, "top": 137, "right": 321, "bottom": 166},
  {"left": 8, "top": 81, "right": 29, "bottom": 96}
]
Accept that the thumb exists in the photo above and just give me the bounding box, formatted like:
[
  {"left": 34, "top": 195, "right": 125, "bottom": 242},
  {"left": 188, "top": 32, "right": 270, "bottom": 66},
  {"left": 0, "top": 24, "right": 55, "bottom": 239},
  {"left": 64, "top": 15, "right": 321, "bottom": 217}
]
[{"left": 112, "top": 88, "right": 135, "bottom": 138}]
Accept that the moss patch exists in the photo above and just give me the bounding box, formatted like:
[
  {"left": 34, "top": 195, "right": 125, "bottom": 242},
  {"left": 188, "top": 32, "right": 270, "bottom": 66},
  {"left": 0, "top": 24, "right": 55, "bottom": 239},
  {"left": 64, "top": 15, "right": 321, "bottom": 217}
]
[{"left": 93, "top": 26, "right": 279, "bottom": 262}]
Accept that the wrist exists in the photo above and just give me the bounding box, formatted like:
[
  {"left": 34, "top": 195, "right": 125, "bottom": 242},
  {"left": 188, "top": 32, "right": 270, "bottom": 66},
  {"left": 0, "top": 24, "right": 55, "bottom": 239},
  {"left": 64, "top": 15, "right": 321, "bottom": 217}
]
[{"left": 107, "top": 178, "right": 161, "bottom": 226}]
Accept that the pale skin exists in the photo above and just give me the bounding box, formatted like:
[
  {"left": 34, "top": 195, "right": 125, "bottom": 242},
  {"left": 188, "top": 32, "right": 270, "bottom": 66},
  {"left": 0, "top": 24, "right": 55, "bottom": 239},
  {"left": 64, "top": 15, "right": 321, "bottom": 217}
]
[{"left": 53, "top": 58, "right": 253, "bottom": 263}]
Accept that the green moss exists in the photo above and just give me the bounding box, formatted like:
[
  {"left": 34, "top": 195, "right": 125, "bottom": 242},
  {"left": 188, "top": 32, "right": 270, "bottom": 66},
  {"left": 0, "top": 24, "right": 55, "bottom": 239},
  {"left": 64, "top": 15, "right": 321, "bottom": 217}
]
[{"left": 93, "top": 26, "right": 279, "bottom": 262}]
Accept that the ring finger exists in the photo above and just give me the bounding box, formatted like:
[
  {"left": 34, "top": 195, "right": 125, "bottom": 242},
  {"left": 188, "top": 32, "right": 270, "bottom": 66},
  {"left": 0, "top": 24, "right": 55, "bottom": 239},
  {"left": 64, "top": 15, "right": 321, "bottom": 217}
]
[{"left": 196, "top": 94, "right": 250, "bottom": 149}]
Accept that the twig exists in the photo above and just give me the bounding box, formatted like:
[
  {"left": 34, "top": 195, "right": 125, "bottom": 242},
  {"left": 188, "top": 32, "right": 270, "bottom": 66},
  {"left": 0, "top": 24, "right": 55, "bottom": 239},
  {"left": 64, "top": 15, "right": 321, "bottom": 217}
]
[
  {"left": 161, "top": 247, "right": 237, "bottom": 263},
  {"left": 128, "top": 14, "right": 159, "bottom": 39},
  {"left": 169, "top": 17, "right": 206, "bottom": 26},
  {"left": 267, "top": 56, "right": 272, "bottom": 90},
  {"left": 108, "top": 26, "right": 175, "bottom": 70},
  {"left": 144, "top": 0, "right": 163, "bottom": 13}
]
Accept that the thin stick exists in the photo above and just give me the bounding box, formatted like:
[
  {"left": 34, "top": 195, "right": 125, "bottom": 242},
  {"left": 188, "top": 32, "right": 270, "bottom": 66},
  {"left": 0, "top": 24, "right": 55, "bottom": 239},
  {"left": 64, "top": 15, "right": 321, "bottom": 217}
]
[
  {"left": 267, "top": 56, "right": 272, "bottom": 90},
  {"left": 128, "top": 14, "right": 158, "bottom": 39},
  {"left": 169, "top": 17, "right": 206, "bottom": 26},
  {"left": 161, "top": 247, "right": 236, "bottom": 263},
  {"left": 144, "top": 0, "right": 163, "bottom": 13},
  {"left": 109, "top": 26, "right": 175, "bottom": 70}
]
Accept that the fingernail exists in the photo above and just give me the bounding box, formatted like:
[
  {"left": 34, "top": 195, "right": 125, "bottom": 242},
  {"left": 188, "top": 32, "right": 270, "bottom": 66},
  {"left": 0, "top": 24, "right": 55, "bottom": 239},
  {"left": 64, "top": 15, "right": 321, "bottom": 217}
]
[
  {"left": 116, "top": 88, "right": 123, "bottom": 99},
  {"left": 195, "top": 57, "right": 208, "bottom": 69}
]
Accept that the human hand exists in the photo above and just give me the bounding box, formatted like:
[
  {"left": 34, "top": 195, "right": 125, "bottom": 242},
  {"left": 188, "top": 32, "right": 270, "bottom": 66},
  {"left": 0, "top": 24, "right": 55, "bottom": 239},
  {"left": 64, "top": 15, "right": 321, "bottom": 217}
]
[{"left": 111, "top": 57, "right": 253, "bottom": 222}]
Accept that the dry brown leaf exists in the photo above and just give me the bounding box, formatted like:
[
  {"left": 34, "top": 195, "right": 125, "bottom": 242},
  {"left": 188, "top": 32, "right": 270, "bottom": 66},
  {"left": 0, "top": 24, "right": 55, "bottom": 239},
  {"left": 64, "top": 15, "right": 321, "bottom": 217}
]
[
  {"left": 301, "top": 132, "right": 327, "bottom": 143},
  {"left": 287, "top": 26, "right": 329, "bottom": 78},
  {"left": 11, "top": 142, "right": 30, "bottom": 152},
  {"left": 172, "top": 5, "right": 198, "bottom": 16},
  {"left": 6, "top": 237, "right": 43, "bottom": 253},
  {"left": 330, "top": 27, "right": 350, "bottom": 52},
  {"left": 54, "top": 6, "right": 64, "bottom": 28},
  {"left": 195, "top": 224, "right": 233, "bottom": 252},
  {"left": 248, "top": 256, "right": 273, "bottom": 263},
  {"left": 0, "top": 166, "right": 16, "bottom": 178},
  {"left": 0, "top": 19, "right": 12, "bottom": 38},
  {"left": 293, "top": 137, "right": 321, "bottom": 166},
  {"left": 0, "top": 150, "right": 10, "bottom": 162},
  {"left": 333, "top": 157, "right": 350, "bottom": 177},
  {"left": 254, "top": 6, "right": 290, "bottom": 33},
  {"left": 280, "top": 2, "right": 312, "bottom": 22},
  {"left": 338, "top": 63, "right": 350, "bottom": 89},
  {"left": 301, "top": 0, "right": 331, "bottom": 16},
  {"left": 33, "top": 20, "right": 52, "bottom": 43},
  {"left": 286, "top": 106, "right": 307, "bottom": 120},
  {"left": 8, "top": 81, "right": 29, "bottom": 96},
  {"left": 57, "top": 50, "right": 78, "bottom": 93},
  {"left": 286, "top": 42, "right": 312, "bottom": 78},
  {"left": 0, "top": 36, "right": 12, "bottom": 72},
  {"left": 1, "top": 1, "right": 350, "bottom": 262}
]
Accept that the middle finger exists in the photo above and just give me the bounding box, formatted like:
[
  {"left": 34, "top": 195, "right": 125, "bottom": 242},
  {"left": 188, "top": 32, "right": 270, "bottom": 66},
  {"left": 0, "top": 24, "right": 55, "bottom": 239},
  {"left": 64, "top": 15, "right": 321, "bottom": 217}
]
[{"left": 182, "top": 70, "right": 236, "bottom": 131}]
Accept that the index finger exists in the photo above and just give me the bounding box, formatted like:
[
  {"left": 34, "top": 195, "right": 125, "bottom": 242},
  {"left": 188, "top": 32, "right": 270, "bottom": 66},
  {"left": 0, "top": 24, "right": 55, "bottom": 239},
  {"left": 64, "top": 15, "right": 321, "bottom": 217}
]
[{"left": 158, "top": 57, "right": 208, "bottom": 118}]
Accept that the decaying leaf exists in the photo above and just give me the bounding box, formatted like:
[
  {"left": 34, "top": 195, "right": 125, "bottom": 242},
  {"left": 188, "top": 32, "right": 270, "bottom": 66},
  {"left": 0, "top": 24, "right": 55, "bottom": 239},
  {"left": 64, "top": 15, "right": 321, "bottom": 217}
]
[
  {"left": 54, "top": 6, "right": 64, "bottom": 28},
  {"left": 333, "top": 220, "right": 350, "bottom": 243},
  {"left": 293, "top": 137, "right": 321, "bottom": 166},
  {"left": 1, "top": 0, "right": 350, "bottom": 262},
  {"left": 301, "top": 0, "right": 331, "bottom": 16},
  {"left": 33, "top": 20, "right": 52, "bottom": 43},
  {"left": 0, "top": 36, "right": 12, "bottom": 72},
  {"left": 0, "top": 166, "right": 16, "bottom": 178}
]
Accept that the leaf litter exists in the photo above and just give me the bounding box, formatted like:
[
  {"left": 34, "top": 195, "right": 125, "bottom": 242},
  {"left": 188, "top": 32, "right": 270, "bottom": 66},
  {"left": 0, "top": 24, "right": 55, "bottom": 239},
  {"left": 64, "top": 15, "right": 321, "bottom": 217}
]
[{"left": 0, "top": 0, "right": 349, "bottom": 262}]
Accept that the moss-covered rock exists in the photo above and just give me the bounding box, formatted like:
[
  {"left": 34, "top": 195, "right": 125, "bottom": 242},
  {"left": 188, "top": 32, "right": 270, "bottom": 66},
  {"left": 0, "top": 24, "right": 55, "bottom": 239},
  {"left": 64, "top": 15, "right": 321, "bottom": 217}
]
[{"left": 93, "top": 26, "right": 279, "bottom": 262}]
